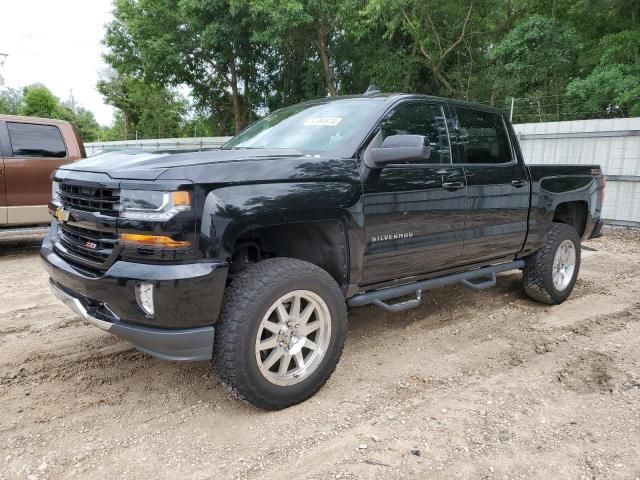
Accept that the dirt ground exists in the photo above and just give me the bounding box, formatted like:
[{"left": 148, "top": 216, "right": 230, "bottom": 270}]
[{"left": 1, "top": 227, "right": 639, "bottom": 480}]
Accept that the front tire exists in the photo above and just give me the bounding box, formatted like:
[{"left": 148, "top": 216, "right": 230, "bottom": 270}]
[
  {"left": 523, "top": 222, "right": 581, "bottom": 304},
  {"left": 213, "top": 258, "right": 348, "bottom": 410}
]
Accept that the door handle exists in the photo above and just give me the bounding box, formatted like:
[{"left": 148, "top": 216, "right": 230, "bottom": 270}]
[
  {"left": 442, "top": 181, "right": 464, "bottom": 190},
  {"left": 511, "top": 179, "right": 528, "bottom": 188}
]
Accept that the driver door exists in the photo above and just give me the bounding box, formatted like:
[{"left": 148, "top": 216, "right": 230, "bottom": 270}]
[{"left": 361, "top": 101, "right": 466, "bottom": 285}]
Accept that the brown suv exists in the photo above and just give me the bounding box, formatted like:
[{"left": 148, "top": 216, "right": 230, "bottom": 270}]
[{"left": 0, "top": 115, "right": 85, "bottom": 227}]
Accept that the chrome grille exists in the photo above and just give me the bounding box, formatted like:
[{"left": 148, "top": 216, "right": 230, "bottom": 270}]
[
  {"left": 58, "top": 224, "right": 117, "bottom": 266},
  {"left": 55, "top": 181, "right": 120, "bottom": 271},
  {"left": 59, "top": 183, "right": 120, "bottom": 215}
]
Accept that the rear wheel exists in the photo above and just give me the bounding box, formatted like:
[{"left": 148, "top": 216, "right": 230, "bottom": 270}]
[
  {"left": 213, "top": 258, "right": 347, "bottom": 410},
  {"left": 523, "top": 222, "right": 581, "bottom": 304}
]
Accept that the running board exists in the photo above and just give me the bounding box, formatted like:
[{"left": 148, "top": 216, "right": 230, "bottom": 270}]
[{"left": 348, "top": 260, "right": 525, "bottom": 312}]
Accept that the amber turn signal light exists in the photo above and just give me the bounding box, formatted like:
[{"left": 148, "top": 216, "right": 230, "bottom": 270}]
[
  {"left": 119, "top": 233, "right": 191, "bottom": 248},
  {"left": 172, "top": 191, "right": 191, "bottom": 207}
]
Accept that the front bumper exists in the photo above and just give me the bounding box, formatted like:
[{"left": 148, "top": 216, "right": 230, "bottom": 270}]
[
  {"left": 42, "top": 232, "right": 228, "bottom": 361},
  {"left": 49, "top": 280, "right": 215, "bottom": 360}
]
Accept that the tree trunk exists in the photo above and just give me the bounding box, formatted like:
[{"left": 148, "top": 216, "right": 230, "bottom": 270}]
[
  {"left": 244, "top": 62, "right": 254, "bottom": 125},
  {"left": 229, "top": 59, "right": 243, "bottom": 133},
  {"left": 123, "top": 111, "right": 130, "bottom": 140},
  {"left": 431, "top": 64, "right": 454, "bottom": 93},
  {"left": 316, "top": 27, "right": 337, "bottom": 96}
]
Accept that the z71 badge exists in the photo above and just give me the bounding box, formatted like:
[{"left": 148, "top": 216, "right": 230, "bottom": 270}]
[{"left": 371, "top": 232, "right": 414, "bottom": 243}]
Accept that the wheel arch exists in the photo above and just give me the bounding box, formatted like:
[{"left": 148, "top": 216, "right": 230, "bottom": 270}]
[
  {"left": 552, "top": 200, "right": 588, "bottom": 238},
  {"left": 199, "top": 183, "right": 362, "bottom": 291},
  {"left": 229, "top": 220, "right": 350, "bottom": 289}
]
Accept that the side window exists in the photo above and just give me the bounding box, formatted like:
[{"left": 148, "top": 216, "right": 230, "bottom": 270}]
[
  {"left": 456, "top": 108, "right": 511, "bottom": 164},
  {"left": 382, "top": 102, "right": 451, "bottom": 164},
  {"left": 7, "top": 122, "right": 67, "bottom": 158}
]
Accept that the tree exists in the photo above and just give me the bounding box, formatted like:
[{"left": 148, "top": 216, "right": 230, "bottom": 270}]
[
  {"left": 104, "top": 0, "right": 261, "bottom": 134},
  {"left": 488, "top": 15, "right": 578, "bottom": 120},
  {"left": 20, "top": 84, "right": 64, "bottom": 118},
  {"left": 360, "top": 0, "right": 501, "bottom": 97},
  {"left": 567, "top": 30, "right": 640, "bottom": 117},
  {"left": 242, "top": 0, "right": 345, "bottom": 96},
  {"left": 99, "top": 0, "right": 639, "bottom": 129},
  {"left": 98, "top": 70, "right": 187, "bottom": 139},
  {"left": 0, "top": 88, "right": 23, "bottom": 115},
  {"left": 69, "top": 107, "right": 101, "bottom": 142}
]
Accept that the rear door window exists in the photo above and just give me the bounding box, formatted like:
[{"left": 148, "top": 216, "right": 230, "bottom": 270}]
[
  {"left": 456, "top": 108, "right": 511, "bottom": 164},
  {"left": 7, "top": 122, "right": 67, "bottom": 158}
]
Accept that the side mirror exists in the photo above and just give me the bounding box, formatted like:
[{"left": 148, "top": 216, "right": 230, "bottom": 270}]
[{"left": 367, "top": 134, "right": 431, "bottom": 168}]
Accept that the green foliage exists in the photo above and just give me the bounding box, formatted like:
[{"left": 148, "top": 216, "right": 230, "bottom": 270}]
[
  {"left": 69, "top": 107, "right": 101, "bottom": 143},
  {"left": 21, "top": 84, "right": 63, "bottom": 118},
  {"left": 98, "top": 70, "right": 188, "bottom": 139},
  {"left": 567, "top": 30, "right": 640, "bottom": 116},
  {"left": 0, "top": 88, "right": 23, "bottom": 115},
  {"left": 489, "top": 15, "right": 578, "bottom": 98},
  {"left": 99, "top": 0, "right": 639, "bottom": 132},
  {"left": 0, "top": 84, "right": 101, "bottom": 142}
]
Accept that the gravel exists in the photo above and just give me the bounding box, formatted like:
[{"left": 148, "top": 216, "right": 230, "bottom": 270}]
[{"left": 0, "top": 227, "right": 639, "bottom": 479}]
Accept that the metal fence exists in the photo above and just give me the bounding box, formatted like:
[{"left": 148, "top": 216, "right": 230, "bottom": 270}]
[
  {"left": 514, "top": 118, "right": 640, "bottom": 226},
  {"left": 85, "top": 117, "right": 640, "bottom": 226},
  {"left": 84, "top": 137, "right": 230, "bottom": 156}
]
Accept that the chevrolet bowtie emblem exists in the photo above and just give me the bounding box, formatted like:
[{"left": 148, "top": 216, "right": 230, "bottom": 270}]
[{"left": 55, "top": 208, "right": 70, "bottom": 222}]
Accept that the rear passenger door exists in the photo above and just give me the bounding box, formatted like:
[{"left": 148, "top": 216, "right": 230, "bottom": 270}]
[
  {"left": 2, "top": 121, "right": 69, "bottom": 224},
  {"left": 454, "top": 107, "right": 530, "bottom": 264}
]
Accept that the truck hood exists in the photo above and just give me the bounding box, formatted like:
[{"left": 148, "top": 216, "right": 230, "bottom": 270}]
[{"left": 59, "top": 149, "right": 359, "bottom": 184}]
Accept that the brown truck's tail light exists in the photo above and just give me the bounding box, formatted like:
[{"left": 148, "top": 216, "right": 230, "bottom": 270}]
[{"left": 119, "top": 233, "right": 191, "bottom": 248}]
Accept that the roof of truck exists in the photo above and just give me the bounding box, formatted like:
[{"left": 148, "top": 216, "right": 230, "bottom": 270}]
[
  {"left": 0, "top": 113, "right": 72, "bottom": 125},
  {"left": 299, "top": 91, "right": 508, "bottom": 116}
]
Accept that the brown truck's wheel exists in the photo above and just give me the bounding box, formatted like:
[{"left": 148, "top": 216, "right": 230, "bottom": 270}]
[
  {"left": 213, "top": 258, "right": 348, "bottom": 410},
  {"left": 523, "top": 222, "right": 581, "bottom": 304}
]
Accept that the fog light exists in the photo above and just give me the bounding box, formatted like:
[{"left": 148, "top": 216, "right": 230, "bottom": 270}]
[{"left": 135, "top": 282, "right": 155, "bottom": 316}]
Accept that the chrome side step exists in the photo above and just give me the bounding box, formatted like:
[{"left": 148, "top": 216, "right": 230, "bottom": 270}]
[{"left": 348, "top": 260, "right": 525, "bottom": 312}]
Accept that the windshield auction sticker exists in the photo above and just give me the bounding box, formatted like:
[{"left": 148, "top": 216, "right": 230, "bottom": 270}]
[{"left": 304, "top": 117, "right": 343, "bottom": 127}]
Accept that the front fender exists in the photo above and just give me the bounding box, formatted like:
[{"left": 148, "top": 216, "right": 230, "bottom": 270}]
[{"left": 197, "top": 182, "right": 364, "bottom": 261}]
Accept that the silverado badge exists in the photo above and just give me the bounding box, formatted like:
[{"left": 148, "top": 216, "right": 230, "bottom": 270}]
[
  {"left": 371, "top": 232, "right": 414, "bottom": 243},
  {"left": 55, "top": 208, "right": 70, "bottom": 222}
]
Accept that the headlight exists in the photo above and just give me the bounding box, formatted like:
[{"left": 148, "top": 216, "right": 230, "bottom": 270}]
[
  {"left": 120, "top": 190, "right": 191, "bottom": 221},
  {"left": 52, "top": 181, "right": 61, "bottom": 203}
]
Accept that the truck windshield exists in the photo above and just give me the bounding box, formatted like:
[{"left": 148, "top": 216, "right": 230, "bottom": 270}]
[{"left": 223, "top": 99, "right": 383, "bottom": 155}]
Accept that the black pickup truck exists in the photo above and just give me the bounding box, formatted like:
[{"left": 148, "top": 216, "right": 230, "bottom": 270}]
[{"left": 42, "top": 91, "right": 605, "bottom": 410}]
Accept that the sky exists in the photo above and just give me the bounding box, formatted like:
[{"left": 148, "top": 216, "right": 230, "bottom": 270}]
[{"left": 0, "top": 0, "right": 115, "bottom": 125}]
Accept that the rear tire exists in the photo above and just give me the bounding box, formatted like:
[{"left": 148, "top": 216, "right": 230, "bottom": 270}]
[
  {"left": 523, "top": 222, "right": 581, "bottom": 305},
  {"left": 213, "top": 258, "right": 348, "bottom": 410}
]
